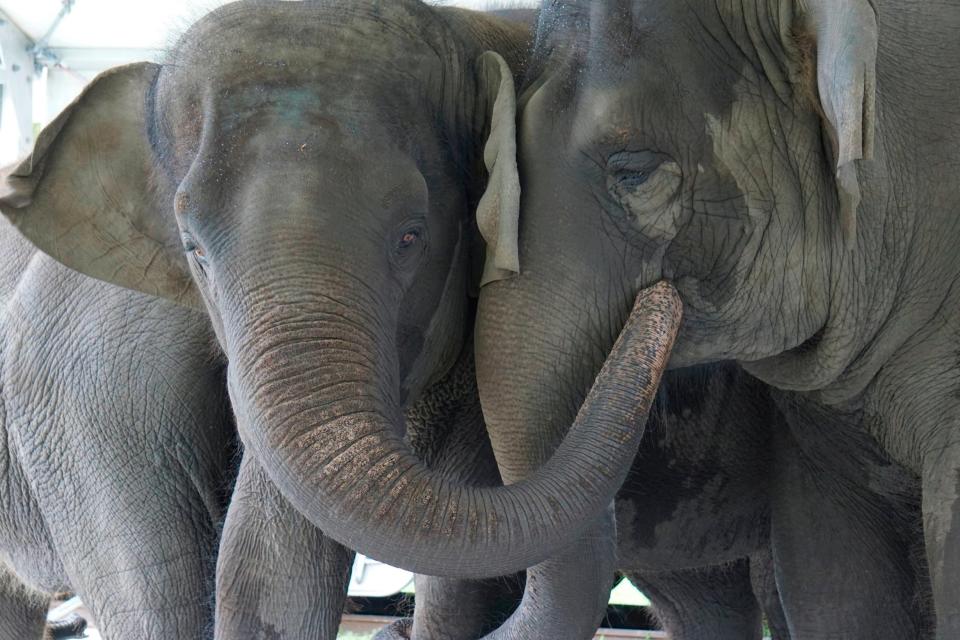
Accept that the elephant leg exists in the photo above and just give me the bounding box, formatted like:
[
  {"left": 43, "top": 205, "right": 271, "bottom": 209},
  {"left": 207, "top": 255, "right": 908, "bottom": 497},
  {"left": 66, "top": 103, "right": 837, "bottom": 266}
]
[
  {"left": 771, "top": 423, "right": 920, "bottom": 640},
  {"left": 371, "top": 574, "right": 523, "bottom": 640},
  {"left": 0, "top": 564, "right": 48, "bottom": 640},
  {"left": 629, "top": 560, "right": 763, "bottom": 640},
  {"left": 412, "top": 576, "right": 503, "bottom": 640},
  {"left": 21, "top": 415, "right": 227, "bottom": 639},
  {"left": 748, "top": 548, "right": 789, "bottom": 640},
  {"left": 922, "top": 440, "right": 960, "bottom": 639},
  {"left": 376, "top": 573, "right": 511, "bottom": 640},
  {"left": 482, "top": 510, "right": 616, "bottom": 640},
  {"left": 216, "top": 453, "right": 354, "bottom": 640}
]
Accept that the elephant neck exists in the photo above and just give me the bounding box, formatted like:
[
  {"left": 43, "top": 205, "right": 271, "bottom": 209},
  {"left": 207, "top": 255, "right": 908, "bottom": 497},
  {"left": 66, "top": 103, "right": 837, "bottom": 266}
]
[
  {"left": 743, "top": 1, "right": 960, "bottom": 405},
  {"left": 743, "top": 155, "right": 960, "bottom": 407}
]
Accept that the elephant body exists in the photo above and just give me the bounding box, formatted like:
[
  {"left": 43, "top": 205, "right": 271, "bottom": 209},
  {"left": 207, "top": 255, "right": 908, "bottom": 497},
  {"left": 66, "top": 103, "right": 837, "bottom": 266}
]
[
  {"left": 0, "top": 217, "right": 234, "bottom": 639},
  {"left": 475, "top": 0, "right": 957, "bottom": 637},
  {"left": 0, "top": 4, "right": 779, "bottom": 639}
]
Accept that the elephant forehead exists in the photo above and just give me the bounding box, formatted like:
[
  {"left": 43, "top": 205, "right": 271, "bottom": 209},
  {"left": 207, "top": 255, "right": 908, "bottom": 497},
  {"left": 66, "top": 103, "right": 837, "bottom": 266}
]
[
  {"left": 152, "top": 11, "right": 455, "bottom": 167},
  {"left": 153, "top": 67, "right": 448, "bottom": 186},
  {"left": 213, "top": 88, "right": 375, "bottom": 140},
  {"left": 566, "top": 81, "right": 712, "bottom": 158},
  {"left": 161, "top": 1, "right": 450, "bottom": 104}
]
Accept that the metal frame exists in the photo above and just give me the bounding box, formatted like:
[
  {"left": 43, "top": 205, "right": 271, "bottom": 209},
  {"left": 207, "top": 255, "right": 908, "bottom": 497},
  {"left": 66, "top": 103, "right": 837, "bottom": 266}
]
[
  {"left": 0, "top": 10, "right": 34, "bottom": 155},
  {"left": 27, "top": 0, "right": 76, "bottom": 72}
]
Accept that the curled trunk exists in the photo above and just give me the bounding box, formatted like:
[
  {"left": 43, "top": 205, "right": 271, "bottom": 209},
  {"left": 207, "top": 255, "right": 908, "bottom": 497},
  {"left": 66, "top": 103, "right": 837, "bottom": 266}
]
[{"left": 229, "top": 282, "right": 682, "bottom": 578}]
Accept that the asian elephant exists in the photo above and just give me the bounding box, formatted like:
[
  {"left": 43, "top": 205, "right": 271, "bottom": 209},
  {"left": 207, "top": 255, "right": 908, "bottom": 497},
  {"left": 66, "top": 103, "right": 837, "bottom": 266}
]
[
  {"left": 475, "top": 0, "right": 956, "bottom": 638},
  {"left": 0, "top": 214, "right": 235, "bottom": 640},
  {"left": 0, "top": 0, "right": 682, "bottom": 637}
]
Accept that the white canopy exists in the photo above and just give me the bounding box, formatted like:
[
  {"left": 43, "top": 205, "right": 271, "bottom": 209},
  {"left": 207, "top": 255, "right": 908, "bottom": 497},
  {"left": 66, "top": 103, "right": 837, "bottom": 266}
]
[
  {"left": 0, "top": 0, "right": 531, "bottom": 48},
  {"left": 0, "top": 0, "right": 534, "bottom": 163}
]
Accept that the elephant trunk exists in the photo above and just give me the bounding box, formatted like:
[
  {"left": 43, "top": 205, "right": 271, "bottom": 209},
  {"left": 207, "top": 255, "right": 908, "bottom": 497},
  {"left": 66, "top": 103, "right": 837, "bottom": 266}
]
[{"left": 227, "top": 281, "right": 682, "bottom": 578}]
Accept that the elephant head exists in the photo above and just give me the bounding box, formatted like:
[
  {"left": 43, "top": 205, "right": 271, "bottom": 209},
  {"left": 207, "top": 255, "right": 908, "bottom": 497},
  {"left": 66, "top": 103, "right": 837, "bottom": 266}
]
[
  {"left": 476, "top": 0, "right": 882, "bottom": 473},
  {"left": 0, "top": 0, "right": 680, "bottom": 578}
]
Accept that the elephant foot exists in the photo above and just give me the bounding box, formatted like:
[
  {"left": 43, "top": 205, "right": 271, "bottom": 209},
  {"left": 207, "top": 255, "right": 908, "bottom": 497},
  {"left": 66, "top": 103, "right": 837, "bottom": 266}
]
[
  {"left": 48, "top": 614, "right": 88, "bottom": 639},
  {"left": 373, "top": 618, "right": 413, "bottom": 640}
]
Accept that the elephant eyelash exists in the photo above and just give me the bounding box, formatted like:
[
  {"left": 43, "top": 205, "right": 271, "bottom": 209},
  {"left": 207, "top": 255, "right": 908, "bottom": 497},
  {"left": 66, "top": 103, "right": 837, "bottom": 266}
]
[
  {"left": 181, "top": 234, "right": 209, "bottom": 267},
  {"left": 612, "top": 170, "right": 653, "bottom": 190},
  {"left": 606, "top": 150, "right": 667, "bottom": 175}
]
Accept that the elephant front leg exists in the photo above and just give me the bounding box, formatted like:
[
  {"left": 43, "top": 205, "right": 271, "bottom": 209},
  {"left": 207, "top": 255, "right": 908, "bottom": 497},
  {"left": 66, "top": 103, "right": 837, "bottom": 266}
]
[
  {"left": 922, "top": 439, "right": 960, "bottom": 639},
  {"left": 216, "top": 454, "right": 354, "bottom": 640},
  {"left": 374, "top": 574, "right": 524, "bottom": 640},
  {"left": 748, "top": 547, "right": 790, "bottom": 640},
  {"left": 0, "top": 564, "right": 48, "bottom": 640},
  {"left": 628, "top": 560, "right": 763, "bottom": 640},
  {"left": 483, "top": 508, "right": 617, "bottom": 640},
  {"left": 411, "top": 574, "right": 525, "bottom": 640},
  {"left": 771, "top": 423, "right": 921, "bottom": 640},
  {"left": 395, "top": 514, "right": 614, "bottom": 640}
]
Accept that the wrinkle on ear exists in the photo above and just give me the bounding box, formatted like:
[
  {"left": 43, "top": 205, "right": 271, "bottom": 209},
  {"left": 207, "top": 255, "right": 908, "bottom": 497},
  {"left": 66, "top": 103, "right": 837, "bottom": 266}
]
[
  {"left": 476, "top": 51, "right": 521, "bottom": 287},
  {"left": 0, "top": 63, "right": 202, "bottom": 309},
  {"left": 787, "top": 19, "right": 821, "bottom": 115},
  {"left": 791, "top": 0, "right": 879, "bottom": 248}
]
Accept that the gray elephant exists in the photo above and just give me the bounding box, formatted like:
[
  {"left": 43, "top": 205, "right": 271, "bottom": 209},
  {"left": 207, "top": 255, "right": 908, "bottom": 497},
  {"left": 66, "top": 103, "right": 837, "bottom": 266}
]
[
  {"left": 474, "top": 0, "right": 953, "bottom": 638},
  {"left": 0, "top": 0, "right": 681, "bottom": 637},
  {"left": 0, "top": 209, "right": 235, "bottom": 639}
]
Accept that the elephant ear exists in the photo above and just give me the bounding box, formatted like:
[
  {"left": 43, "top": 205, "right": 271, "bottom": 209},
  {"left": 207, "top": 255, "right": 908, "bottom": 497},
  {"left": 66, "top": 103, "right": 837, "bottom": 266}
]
[
  {"left": 798, "top": 0, "right": 878, "bottom": 248},
  {"left": 475, "top": 51, "right": 521, "bottom": 287},
  {"left": 0, "top": 62, "right": 201, "bottom": 308}
]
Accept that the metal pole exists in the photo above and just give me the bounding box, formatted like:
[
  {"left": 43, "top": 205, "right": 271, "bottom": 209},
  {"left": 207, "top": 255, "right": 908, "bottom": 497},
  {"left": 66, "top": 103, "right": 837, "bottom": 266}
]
[
  {"left": 29, "top": 0, "right": 76, "bottom": 72},
  {"left": 0, "top": 10, "right": 35, "bottom": 155}
]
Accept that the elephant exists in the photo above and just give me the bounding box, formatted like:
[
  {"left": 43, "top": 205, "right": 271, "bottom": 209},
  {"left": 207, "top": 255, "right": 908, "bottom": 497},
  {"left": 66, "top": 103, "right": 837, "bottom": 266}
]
[
  {"left": 0, "top": 208, "right": 236, "bottom": 639},
  {"left": 0, "top": 0, "right": 682, "bottom": 637},
  {"left": 473, "top": 0, "right": 955, "bottom": 638}
]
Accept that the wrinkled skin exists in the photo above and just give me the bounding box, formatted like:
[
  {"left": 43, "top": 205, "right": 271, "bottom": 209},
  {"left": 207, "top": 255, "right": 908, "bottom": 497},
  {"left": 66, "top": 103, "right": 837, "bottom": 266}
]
[
  {"left": 0, "top": 1, "right": 684, "bottom": 638},
  {"left": 769, "top": 391, "right": 933, "bottom": 638},
  {"left": 617, "top": 364, "right": 787, "bottom": 640},
  {"left": 477, "top": 0, "right": 959, "bottom": 638},
  {"left": 383, "top": 362, "right": 791, "bottom": 640},
  {"left": 0, "top": 217, "right": 234, "bottom": 639},
  {"left": 219, "top": 340, "right": 507, "bottom": 639}
]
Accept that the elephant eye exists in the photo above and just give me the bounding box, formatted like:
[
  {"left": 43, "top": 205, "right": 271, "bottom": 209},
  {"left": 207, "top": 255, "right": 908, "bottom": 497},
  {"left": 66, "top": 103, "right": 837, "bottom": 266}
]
[
  {"left": 606, "top": 151, "right": 681, "bottom": 204},
  {"left": 394, "top": 220, "right": 427, "bottom": 253},
  {"left": 390, "top": 221, "right": 428, "bottom": 271},
  {"left": 604, "top": 152, "right": 684, "bottom": 241},
  {"left": 612, "top": 170, "right": 653, "bottom": 192},
  {"left": 398, "top": 229, "right": 421, "bottom": 249},
  {"left": 606, "top": 151, "right": 666, "bottom": 189},
  {"left": 182, "top": 234, "right": 209, "bottom": 265}
]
